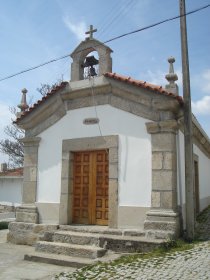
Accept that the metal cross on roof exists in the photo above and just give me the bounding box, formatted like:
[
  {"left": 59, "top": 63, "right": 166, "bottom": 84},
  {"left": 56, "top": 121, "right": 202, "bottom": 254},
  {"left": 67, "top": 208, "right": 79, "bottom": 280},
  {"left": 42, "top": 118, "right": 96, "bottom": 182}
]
[{"left": 85, "top": 25, "right": 97, "bottom": 39}]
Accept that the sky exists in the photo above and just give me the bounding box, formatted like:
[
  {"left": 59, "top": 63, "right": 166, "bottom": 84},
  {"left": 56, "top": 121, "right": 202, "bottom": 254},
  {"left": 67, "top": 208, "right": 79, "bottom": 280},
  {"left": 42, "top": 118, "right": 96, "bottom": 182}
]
[{"left": 0, "top": 0, "right": 210, "bottom": 163}]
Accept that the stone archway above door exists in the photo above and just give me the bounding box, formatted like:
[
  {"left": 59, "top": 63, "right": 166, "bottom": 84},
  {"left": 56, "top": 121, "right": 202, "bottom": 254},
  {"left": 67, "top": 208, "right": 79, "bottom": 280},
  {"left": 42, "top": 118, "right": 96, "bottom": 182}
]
[{"left": 59, "top": 135, "right": 118, "bottom": 228}]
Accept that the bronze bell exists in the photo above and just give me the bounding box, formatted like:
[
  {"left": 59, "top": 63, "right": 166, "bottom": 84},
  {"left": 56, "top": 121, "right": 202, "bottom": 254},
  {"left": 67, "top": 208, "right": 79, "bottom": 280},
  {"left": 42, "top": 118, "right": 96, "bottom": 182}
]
[
  {"left": 89, "top": 65, "right": 97, "bottom": 76},
  {"left": 83, "top": 55, "right": 99, "bottom": 77},
  {"left": 83, "top": 55, "right": 99, "bottom": 67}
]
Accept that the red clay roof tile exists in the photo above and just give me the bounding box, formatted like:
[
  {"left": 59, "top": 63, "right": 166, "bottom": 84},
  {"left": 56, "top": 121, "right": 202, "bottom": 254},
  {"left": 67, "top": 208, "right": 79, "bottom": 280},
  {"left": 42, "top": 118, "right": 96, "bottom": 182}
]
[
  {"left": 15, "top": 81, "right": 68, "bottom": 123},
  {"left": 15, "top": 73, "right": 183, "bottom": 124},
  {"left": 104, "top": 72, "right": 183, "bottom": 104},
  {"left": 0, "top": 168, "right": 23, "bottom": 177}
]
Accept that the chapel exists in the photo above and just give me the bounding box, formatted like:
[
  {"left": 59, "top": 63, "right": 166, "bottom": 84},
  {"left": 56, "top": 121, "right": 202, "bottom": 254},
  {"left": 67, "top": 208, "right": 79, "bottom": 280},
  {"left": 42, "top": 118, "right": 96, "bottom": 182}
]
[{"left": 8, "top": 26, "right": 210, "bottom": 249}]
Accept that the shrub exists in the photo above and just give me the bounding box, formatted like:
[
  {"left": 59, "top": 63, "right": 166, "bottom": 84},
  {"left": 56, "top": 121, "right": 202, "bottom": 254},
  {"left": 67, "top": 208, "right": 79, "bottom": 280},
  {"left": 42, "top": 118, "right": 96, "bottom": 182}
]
[{"left": 0, "top": 221, "right": 9, "bottom": 230}]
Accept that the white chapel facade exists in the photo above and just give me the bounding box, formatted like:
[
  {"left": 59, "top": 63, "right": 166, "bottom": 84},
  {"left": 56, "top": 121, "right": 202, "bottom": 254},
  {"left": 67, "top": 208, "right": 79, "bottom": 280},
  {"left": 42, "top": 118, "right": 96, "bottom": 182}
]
[{"left": 8, "top": 27, "right": 210, "bottom": 244}]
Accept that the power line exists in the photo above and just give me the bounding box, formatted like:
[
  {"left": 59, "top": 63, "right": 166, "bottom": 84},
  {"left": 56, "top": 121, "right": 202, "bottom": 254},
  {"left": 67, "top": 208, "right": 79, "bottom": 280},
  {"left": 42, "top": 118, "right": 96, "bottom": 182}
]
[
  {"left": 97, "top": 0, "right": 125, "bottom": 37},
  {"left": 98, "top": 0, "right": 137, "bottom": 39},
  {"left": 0, "top": 54, "right": 70, "bottom": 82},
  {"left": 104, "top": 3, "right": 210, "bottom": 44},
  {"left": 0, "top": 3, "right": 209, "bottom": 83}
]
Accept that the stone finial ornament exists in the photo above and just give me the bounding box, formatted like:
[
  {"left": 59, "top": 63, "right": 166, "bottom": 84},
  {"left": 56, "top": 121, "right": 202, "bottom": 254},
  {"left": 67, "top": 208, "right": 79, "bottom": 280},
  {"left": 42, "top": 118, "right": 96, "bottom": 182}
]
[
  {"left": 16, "top": 88, "right": 29, "bottom": 118},
  {"left": 165, "top": 56, "right": 179, "bottom": 96}
]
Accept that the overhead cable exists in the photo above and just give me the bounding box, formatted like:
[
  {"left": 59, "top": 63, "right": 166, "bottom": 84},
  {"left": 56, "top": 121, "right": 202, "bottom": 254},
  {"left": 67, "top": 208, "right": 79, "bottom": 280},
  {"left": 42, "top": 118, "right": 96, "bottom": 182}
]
[{"left": 0, "top": 3, "right": 209, "bottom": 83}]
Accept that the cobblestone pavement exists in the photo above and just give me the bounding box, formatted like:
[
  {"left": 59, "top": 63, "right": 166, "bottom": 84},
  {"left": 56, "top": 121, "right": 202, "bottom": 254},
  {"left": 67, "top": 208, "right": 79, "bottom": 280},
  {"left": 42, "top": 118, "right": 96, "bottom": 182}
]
[
  {"left": 0, "top": 230, "right": 76, "bottom": 280},
  {"left": 53, "top": 206, "right": 210, "bottom": 280},
  {"left": 1, "top": 205, "right": 210, "bottom": 280},
  {"left": 54, "top": 241, "right": 210, "bottom": 280}
]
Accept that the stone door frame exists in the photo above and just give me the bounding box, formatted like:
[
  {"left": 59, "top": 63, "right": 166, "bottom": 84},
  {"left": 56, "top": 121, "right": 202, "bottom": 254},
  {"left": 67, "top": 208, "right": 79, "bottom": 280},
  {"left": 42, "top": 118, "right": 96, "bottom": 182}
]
[{"left": 59, "top": 135, "right": 118, "bottom": 228}]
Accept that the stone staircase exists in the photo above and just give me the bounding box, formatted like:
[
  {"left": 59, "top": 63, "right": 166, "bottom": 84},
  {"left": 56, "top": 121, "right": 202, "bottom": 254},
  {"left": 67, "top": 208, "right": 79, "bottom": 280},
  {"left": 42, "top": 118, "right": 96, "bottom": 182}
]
[{"left": 24, "top": 225, "right": 165, "bottom": 267}]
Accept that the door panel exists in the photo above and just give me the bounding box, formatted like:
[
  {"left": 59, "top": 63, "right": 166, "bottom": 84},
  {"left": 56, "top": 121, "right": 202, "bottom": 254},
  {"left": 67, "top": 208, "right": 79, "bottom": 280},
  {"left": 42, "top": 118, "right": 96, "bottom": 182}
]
[
  {"left": 94, "top": 151, "right": 109, "bottom": 225},
  {"left": 72, "top": 150, "right": 109, "bottom": 225},
  {"left": 73, "top": 152, "right": 91, "bottom": 224}
]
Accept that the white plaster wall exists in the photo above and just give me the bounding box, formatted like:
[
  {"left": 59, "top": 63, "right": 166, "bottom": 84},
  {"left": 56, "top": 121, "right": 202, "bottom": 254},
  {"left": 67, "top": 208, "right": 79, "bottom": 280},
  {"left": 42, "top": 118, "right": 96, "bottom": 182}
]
[
  {"left": 37, "top": 105, "right": 151, "bottom": 207},
  {"left": 193, "top": 144, "right": 210, "bottom": 210},
  {"left": 0, "top": 178, "right": 23, "bottom": 204},
  {"left": 177, "top": 131, "right": 210, "bottom": 212},
  {"left": 119, "top": 135, "right": 151, "bottom": 206}
]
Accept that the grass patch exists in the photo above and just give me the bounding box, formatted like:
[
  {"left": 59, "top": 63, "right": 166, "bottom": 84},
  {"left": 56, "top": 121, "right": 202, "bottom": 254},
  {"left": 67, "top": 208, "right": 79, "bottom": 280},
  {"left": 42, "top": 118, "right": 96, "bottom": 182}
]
[
  {"left": 71, "top": 239, "right": 193, "bottom": 275},
  {"left": 161, "top": 238, "right": 194, "bottom": 252},
  {"left": 105, "top": 238, "right": 194, "bottom": 266},
  {"left": 0, "top": 221, "right": 9, "bottom": 230},
  {"left": 196, "top": 205, "right": 210, "bottom": 223}
]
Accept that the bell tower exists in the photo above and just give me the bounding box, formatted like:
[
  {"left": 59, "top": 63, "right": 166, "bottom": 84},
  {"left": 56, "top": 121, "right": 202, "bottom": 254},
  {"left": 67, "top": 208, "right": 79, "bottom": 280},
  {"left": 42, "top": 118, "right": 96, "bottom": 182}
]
[{"left": 70, "top": 25, "right": 113, "bottom": 81}]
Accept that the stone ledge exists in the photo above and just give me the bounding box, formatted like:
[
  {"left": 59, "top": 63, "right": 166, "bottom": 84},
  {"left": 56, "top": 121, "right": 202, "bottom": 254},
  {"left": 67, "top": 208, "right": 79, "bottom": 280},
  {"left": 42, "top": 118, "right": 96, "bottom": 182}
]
[
  {"left": 0, "top": 204, "right": 15, "bottom": 213},
  {"left": 145, "top": 230, "right": 176, "bottom": 239},
  {"left": 16, "top": 212, "right": 38, "bottom": 223},
  {"left": 146, "top": 209, "right": 179, "bottom": 219},
  {"left": 144, "top": 209, "right": 180, "bottom": 238},
  {"left": 21, "top": 137, "right": 41, "bottom": 146},
  {"left": 16, "top": 205, "right": 39, "bottom": 223},
  {"left": 35, "top": 241, "right": 107, "bottom": 259},
  {"left": 99, "top": 236, "right": 163, "bottom": 253},
  {"left": 7, "top": 222, "right": 59, "bottom": 245},
  {"left": 146, "top": 120, "right": 178, "bottom": 134},
  {"left": 16, "top": 205, "right": 37, "bottom": 213},
  {"left": 24, "top": 252, "right": 91, "bottom": 268},
  {"left": 144, "top": 220, "right": 178, "bottom": 232}
]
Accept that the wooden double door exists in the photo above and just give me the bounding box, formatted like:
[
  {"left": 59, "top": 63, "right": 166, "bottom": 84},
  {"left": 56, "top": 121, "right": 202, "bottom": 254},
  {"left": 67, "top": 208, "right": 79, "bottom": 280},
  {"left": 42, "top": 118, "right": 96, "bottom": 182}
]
[{"left": 72, "top": 150, "right": 109, "bottom": 225}]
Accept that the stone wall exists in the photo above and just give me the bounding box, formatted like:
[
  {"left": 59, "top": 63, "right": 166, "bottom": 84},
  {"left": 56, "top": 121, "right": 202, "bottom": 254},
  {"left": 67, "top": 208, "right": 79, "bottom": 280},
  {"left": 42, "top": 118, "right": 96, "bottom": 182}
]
[
  {"left": 144, "top": 120, "right": 180, "bottom": 238},
  {"left": 0, "top": 204, "right": 15, "bottom": 213},
  {"left": 7, "top": 222, "right": 58, "bottom": 245}
]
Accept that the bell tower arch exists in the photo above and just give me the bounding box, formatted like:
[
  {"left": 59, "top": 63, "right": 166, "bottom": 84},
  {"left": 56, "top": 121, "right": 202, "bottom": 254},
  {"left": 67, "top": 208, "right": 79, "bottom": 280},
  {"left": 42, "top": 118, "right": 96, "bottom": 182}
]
[{"left": 70, "top": 25, "right": 113, "bottom": 81}]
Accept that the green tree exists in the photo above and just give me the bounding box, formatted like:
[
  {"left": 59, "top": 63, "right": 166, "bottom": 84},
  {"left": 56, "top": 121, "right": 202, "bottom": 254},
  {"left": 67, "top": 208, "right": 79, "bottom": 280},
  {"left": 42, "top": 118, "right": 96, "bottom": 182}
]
[
  {"left": 0, "top": 79, "right": 63, "bottom": 167},
  {"left": 0, "top": 107, "right": 24, "bottom": 167}
]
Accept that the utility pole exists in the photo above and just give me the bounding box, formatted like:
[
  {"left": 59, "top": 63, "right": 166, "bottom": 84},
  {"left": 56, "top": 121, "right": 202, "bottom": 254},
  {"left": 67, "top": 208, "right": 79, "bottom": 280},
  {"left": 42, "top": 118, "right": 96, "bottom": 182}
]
[{"left": 179, "top": 0, "right": 195, "bottom": 240}]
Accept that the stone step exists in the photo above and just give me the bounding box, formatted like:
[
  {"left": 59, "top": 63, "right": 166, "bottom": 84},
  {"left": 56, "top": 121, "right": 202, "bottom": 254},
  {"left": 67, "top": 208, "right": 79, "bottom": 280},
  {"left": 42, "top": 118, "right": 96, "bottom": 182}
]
[
  {"left": 145, "top": 230, "right": 176, "bottom": 240},
  {"left": 35, "top": 241, "right": 107, "bottom": 259},
  {"left": 53, "top": 230, "right": 164, "bottom": 253},
  {"left": 58, "top": 225, "right": 146, "bottom": 237},
  {"left": 59, "top": 225, "right": 123, "bottom": 235},
  {"left": 97, "top": 234, "right": 164, "bottom": 253},
  {"left": 123, "top": 229, "right": 145, "bottom": 237},
  {"left": 24, "top": 252, "right": 93, "bottom": 268},
  {"left": 53, "top": 231, "right": 100, "bottom": 246}
]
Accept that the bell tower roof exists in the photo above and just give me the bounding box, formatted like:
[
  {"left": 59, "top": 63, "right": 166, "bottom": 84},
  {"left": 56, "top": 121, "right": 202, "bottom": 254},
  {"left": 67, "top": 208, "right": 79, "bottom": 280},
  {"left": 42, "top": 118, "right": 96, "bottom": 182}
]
[
  {"left": 70, "top": 26, "right": 113, "bottom": 82},
  {"left": 71, "top": 38, "right": 113, "bottom": 58}
]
